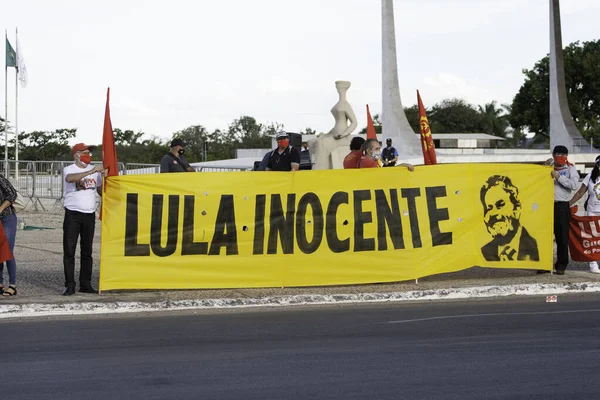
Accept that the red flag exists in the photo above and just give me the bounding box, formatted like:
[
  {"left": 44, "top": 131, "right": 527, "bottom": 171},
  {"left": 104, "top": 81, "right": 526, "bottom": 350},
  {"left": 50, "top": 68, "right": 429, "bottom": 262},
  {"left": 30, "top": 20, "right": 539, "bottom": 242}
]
[
  {"left": 102, "top": 87, "right": 118, "bottom": 180},
  {"left": 0, "top": 222, "right": 13, "bottom": 264},
  {"left": 366, "top": 104, "right": 377, "bottom": 140},
  {"left": 417, "top": 90, "right": 437, "bottom": 165},
  {"left": 100, "top": 88, "right": 118, "bottom": 221}
]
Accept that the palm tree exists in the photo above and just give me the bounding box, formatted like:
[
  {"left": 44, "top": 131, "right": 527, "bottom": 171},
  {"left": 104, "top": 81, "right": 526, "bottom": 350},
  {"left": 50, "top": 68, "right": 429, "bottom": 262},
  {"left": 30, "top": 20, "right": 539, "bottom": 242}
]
[{"left": 478, "top": 101, "right": 510, "bottom": 138}]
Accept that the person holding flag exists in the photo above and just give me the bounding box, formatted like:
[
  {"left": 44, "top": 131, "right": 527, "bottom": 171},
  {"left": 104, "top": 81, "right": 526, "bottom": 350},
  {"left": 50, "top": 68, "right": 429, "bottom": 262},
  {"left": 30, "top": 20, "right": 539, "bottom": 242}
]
[{"left": 62, "top": 143, "right": 107, "bottom": 295}]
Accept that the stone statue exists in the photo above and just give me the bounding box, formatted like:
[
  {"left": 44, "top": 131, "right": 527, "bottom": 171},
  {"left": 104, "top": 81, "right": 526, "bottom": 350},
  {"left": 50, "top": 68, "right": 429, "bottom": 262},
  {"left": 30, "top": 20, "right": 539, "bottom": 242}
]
[{"left": 308, "top": 81, "right": 358, "bottom": 170}]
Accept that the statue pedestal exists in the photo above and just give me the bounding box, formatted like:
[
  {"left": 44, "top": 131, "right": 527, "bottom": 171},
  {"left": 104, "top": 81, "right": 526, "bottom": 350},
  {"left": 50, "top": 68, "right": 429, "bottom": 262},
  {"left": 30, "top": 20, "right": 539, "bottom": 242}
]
[
  {"left": 308, "top": 136, "right": 351, "bottom": 170},
  {"left": 331, "top": 146, "right": 348, "bottom": 169}
]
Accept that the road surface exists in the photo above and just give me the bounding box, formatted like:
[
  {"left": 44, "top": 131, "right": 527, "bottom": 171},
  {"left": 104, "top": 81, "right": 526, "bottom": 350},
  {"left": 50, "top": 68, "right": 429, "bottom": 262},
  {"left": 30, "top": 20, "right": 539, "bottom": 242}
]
[{"left": 2, "top": 295, "right": 599, "bottom": 399}]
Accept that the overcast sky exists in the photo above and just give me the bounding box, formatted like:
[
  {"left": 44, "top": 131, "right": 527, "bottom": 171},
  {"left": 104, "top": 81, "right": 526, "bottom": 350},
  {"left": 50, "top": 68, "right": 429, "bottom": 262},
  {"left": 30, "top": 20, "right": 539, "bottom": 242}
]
[{"left": 2, "top": 0, "right": 599, "bottom": 146}]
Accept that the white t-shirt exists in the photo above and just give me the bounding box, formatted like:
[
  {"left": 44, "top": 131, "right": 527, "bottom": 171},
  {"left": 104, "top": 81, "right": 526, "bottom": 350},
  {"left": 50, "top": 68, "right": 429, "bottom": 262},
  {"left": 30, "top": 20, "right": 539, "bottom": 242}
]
[
  {"left": 583, "top": 173, "right": 600, "bottom": 213},
  {"left": 63, "top": 164, "right": 101, "bottom": 213}
]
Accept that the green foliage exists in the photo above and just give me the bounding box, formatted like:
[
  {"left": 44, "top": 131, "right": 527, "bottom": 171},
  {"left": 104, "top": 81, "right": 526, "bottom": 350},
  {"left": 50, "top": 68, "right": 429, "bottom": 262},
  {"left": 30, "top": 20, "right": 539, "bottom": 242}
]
[
  {"left": 360, "top": 100, "right": 508, "bottom": 137},
  {"left": 228, "top": 116, "right": 274, "bottom": 150},
  {"left": 113, "top": 129, "right": 144, "bottom": 146},
  {"left": 171, "top": 125, "right": 210, "bottom": 162},
  {"left": 404, "top": 105, "right": 420, "bottom": 132},
  {"left": 358, "top": 113, "right": 382, "bottom": 135},
  {"left": 19, "top": 128, "right": 77, "bottom": 160},
  {"left": 112, "top": 136, "right": 169, "bottom": 164},
  {"left": 478, "top": 101, "right": 510, "bottom": 138},
  {"left": 428, "top": 98, "right": 483, "bottom": 133},
  {"left": 300, "top": 127, "right": 316, "bottom": 135},
  {"left": 510, "top": 39, "right": 600, "bottom": 145}
]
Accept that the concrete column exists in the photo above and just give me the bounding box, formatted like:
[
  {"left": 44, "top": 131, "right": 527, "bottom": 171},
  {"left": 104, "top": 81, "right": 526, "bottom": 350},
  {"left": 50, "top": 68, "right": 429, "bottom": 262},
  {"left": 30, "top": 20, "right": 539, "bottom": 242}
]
[
  {"left": 381, "top": 0, "right": 420, "bottom": 156},
  {"left": 549, "top": 0, "right": 587, "bottom": 152}
]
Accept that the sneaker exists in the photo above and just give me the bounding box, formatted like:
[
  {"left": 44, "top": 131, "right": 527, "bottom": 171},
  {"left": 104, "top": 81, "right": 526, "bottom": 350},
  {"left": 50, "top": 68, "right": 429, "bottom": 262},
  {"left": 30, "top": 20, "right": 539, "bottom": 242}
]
[{"left": 590, "top": 265, "right": 600, "bottom": 274}]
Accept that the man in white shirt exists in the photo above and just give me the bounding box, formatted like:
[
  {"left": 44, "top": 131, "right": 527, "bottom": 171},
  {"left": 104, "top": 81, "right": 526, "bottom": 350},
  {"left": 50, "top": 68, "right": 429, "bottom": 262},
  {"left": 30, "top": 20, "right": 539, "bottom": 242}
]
[{"left": 62, "top": 143, "right": 106, "bottom": 296}]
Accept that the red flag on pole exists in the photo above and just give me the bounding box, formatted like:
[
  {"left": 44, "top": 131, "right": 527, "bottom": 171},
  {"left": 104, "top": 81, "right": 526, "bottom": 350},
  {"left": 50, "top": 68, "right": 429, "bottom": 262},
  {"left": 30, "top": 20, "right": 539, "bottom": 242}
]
[
  {"left": 417, "top": 90, "right": 437, "bottom": 165},
  {"left": 366, "top": 104, "right": 378, "bottom": 140},
  {"left": 102, "top": 88, "right": 118, "bottom": 180},
  {"left": 100, "top": 87, "right": 117, "bottom": 220}
]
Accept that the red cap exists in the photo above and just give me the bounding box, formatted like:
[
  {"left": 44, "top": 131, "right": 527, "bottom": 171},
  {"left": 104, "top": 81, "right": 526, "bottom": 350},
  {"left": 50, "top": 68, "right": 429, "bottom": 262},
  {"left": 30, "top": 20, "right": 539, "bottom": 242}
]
[{"left": 72, "top": 143, "right": 95, "bottom": 154}]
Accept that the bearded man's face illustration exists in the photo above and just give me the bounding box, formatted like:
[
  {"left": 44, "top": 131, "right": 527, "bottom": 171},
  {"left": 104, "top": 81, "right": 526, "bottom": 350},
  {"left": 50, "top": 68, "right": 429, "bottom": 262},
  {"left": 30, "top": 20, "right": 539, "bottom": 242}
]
[{"left": 483, "top": 186, "right": 520, "bottom": 238}]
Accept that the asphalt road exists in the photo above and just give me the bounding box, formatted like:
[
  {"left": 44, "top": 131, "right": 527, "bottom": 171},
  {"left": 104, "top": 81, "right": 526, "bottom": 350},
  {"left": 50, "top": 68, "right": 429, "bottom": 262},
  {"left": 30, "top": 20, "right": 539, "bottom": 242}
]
[{"left": 2, "top": 295, "right": 600, "bottom": 400}]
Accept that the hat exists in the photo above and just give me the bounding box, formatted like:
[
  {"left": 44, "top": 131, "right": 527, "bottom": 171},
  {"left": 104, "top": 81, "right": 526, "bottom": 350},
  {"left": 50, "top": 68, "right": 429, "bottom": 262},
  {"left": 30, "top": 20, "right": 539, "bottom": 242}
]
[
  {"left": 72, "top": 143, "right": 94, "bottom": 154},
  {"left": 552, "top": 145, "right": 569, "bottom": 155},
  {"left": 276, "top": 131, "right": 288, "bottom": 140},
  {"left": 386, "top": 138, "right": 392, "bottom": 143},
  {"left": 170, "top": 138, "right": 186, "bottom": 148}
]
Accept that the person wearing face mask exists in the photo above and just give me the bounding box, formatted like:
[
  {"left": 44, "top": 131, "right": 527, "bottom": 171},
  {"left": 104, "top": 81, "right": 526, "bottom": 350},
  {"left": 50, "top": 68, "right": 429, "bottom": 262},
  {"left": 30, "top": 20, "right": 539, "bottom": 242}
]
[
  {"left": 265, "top": 131, "right": 301, "bottom": 171},
  {"left": 358, "top": 138, "right": 415, "bottom": 171},
  {"left": 160, "top": 138, "right": 195, "bottom": 173},
  {"left": 540, "top": 145, "right": 579, "bottom": 275},
  {"left": 568, "top": 155, "right": 600, "bottom": 274},
  {"left": 62, "top": 143, "right": 107, "bottom": 295},
  {"left": 358, "top": 138, "right": 383, "bottom": 168},
  {"left": 381, "top": 138, "right": 398, "bottom": 167}
]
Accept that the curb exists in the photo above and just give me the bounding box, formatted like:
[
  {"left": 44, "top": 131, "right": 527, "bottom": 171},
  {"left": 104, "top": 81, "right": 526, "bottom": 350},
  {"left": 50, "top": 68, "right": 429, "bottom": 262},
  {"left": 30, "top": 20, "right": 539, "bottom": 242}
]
[{"left": 1, "top": 282, "right": 600, "bottom": 319}]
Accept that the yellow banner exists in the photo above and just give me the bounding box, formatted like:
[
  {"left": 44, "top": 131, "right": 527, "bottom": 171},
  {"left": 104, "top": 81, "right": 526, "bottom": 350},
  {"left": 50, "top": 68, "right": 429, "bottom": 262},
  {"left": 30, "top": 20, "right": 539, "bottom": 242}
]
[{"left": 99, "top": 164, "right": 554, "bottom": 290}]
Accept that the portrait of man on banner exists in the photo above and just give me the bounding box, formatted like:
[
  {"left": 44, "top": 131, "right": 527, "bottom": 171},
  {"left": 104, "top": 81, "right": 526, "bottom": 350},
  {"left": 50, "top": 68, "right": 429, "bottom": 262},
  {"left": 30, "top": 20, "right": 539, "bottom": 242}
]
[{"left": 480, "top": 175, "right": 539, "bottom": 262}]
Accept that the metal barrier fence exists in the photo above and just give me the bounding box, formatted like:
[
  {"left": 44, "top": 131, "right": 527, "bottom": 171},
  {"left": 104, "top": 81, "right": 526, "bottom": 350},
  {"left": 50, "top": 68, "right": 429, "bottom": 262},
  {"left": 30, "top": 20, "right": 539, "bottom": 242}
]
[{"left": 0, "top": 160, "right": 251, "bottom": 213}]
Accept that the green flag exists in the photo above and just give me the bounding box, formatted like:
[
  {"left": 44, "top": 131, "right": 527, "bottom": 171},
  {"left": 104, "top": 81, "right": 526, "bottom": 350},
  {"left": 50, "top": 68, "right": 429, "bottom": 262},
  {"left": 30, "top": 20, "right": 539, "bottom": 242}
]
[{"left": 6, "top": 38, "right": 16, "bottom": 68}]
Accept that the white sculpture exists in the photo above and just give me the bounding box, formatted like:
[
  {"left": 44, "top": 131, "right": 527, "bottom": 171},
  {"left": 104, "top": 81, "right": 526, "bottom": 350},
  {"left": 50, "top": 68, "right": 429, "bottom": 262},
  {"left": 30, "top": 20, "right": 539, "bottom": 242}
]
[{"left": 309, "top": 80, "right": 358, "bottom": 170}]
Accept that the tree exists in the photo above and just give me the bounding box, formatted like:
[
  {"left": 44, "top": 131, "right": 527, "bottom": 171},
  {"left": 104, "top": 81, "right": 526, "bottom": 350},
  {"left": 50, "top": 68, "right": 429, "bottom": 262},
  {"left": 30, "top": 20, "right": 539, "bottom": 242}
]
[
  {"left": 358, "top": 100, "right": 488, "bottom": 136},
  {"left": 300, "top": 127, "right": 316, "bottom": 135},
  {"left": 428, "top": 98, "right": 483, "bottom": 133},
  {"left": 227, "top": 116, "right": 273, "bottom": 149},
  {"left": 113, "top": 129, "right": 144, "bottom": 146},
  {"left": 172, "top": 125, "right": 210, "bottom": 163},
  {"left": 510, "top": 39, "right": 600, "bottom": 145},
  {"left": 478, "top": 101, "right": 510, "bottom": 138},
  {"left": 358, "top": 113, "right": 382, "bottom": 135},
  {"left": 404, "top": 105, "right": 420, "bottom": 133},
  {"left": 19, "top": 128, "right": 77, "bottom": 160},
  {"left": 137, "top": 136, "right": 169, "bottom": 164}
]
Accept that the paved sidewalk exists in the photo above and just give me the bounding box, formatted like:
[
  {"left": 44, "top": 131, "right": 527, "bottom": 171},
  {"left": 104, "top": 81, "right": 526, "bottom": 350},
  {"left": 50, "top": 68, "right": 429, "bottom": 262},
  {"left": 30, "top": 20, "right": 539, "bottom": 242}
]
[{"left": 2, "top": 212, "right": 600, "bottom": 318}]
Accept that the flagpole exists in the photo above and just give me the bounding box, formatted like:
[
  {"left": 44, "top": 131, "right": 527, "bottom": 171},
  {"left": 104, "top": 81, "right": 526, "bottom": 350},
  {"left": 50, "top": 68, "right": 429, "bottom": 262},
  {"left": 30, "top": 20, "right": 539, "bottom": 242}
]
[
  {"left": 4, "top": 29, "right": 8, "bottom": 175},
  {"left": 14, "top": 27, "right": 19, "bottom": 181}
]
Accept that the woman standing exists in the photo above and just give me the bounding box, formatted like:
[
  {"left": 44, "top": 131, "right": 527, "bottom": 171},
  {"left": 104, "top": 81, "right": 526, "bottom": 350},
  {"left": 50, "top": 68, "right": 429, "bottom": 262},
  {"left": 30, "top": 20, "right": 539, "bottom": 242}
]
[
  {"left": 0, "top": 173, "right": 18, "bottom": 295},
  {"left": 569, "top": 155, "right": 600, "bottom": 274}
]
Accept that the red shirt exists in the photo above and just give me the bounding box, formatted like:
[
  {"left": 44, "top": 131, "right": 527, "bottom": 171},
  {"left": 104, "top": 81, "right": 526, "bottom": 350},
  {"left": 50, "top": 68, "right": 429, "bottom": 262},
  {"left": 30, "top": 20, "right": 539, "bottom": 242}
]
[
  {"left": 343, "top": 150, "right": 363, "bottom": 169},
  {"left": 358, "top": 156, "right": 381, "bottom": 169}
]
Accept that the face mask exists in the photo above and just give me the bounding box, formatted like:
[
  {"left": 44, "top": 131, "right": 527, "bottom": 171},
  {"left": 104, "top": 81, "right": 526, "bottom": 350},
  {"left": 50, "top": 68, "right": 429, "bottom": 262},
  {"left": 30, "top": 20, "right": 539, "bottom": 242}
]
[
  {"left": 279, "top": 139, "right": 289, "bottom": 148},
  {"left": 178, "top": 148, "right": 185, "bottom": 156},
  {"left": 79, "top": 154, "right": 91, "bottom": 165},
  {"left": 554, "top": 155, "right": 568, "bottom": 166},
  {"left": 371, "top": 151, "right": 381, "bottom": 160}
]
